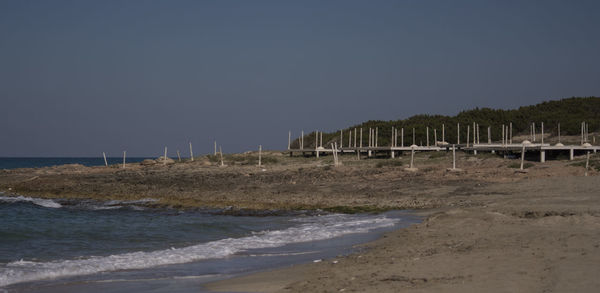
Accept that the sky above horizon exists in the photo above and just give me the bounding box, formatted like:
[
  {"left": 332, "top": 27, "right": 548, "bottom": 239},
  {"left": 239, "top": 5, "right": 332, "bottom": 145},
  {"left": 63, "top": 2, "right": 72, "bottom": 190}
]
[{"left": 1, "top": 0, "right": 599, "bottom": 157}]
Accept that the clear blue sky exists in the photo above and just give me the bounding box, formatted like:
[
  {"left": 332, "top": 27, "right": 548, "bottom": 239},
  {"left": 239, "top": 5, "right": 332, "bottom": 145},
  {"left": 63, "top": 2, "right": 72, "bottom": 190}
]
[{"left": 1, "top": 0, "right": 599, "bottom": 156}]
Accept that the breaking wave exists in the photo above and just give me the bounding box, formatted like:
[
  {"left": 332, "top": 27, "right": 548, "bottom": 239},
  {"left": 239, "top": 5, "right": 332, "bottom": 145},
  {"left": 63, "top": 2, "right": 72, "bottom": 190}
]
[{"left": 0, "top": 213, "right": 397, "bottom": 287}]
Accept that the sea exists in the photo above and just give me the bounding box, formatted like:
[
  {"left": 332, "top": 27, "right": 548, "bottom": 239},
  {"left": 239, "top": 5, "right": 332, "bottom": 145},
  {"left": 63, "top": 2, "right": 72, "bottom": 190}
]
[
  {"left": 0, "top": 158, "right": 420, "bottom": 292},
  {"left": 0, "top": 157, "right": 150, "bottom": 170}
]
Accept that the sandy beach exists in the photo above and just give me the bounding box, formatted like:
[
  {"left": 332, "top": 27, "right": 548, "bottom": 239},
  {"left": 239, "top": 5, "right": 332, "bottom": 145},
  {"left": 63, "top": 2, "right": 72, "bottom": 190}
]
[{"left": 1, "top": 150, "right": 599, "bottom": 292}]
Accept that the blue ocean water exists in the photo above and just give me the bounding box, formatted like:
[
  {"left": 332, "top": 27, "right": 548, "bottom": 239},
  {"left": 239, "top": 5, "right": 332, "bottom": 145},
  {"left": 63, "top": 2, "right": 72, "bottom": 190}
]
[
  {"left": 0, "top": 195, "right": 420, "bottom": 292},
  {"left": 0, "top": 157, "right": 150, "bottom": 170}
]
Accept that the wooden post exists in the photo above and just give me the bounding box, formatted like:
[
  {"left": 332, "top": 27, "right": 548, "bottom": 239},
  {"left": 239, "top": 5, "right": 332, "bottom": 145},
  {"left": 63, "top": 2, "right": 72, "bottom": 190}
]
[
  {"left": 348, "top": 130, "right": 352, "bottom": 147},
  {"left": 442, "top": 124, "right": 445, "bottom": 144},
  {"left": 258, "top": 145, "right": 262, "bottom": 166},
  {"left": 189, "top": 142, "right": 194, "bottom": 161},
  {"left": 122, "top": 151, "right": 126, "bottom": 169},
  {"left": 301, "top": 130, "right": 304, "bottom": 150},
  {"left": 457, "top": 123, "right": 460, "bottom": 145},
  {"left": 466, "top": 125, "right": 470, "bottom": 148},
  {"left": 581, "top": 122, "right": 584, "bottom": 145},
  {"left": 164, "top": 147, "right": 168, "bottom": 165},
  {"left": 533, "top": 122, "right": 536, "bottom": 142},
  {"left": 219, "top": 146, "right": 224, "bottom": 167},
  {"left": 452, "top": 144, "right": 456, "bottom": 169},
  {"left": 502, "top": 124, "right": 505, "bottom": 145},
  {"left": 177, "top": 150, "right": 181, "bottom": 162},
  {"left": 426, "top": 127, "right": 429, "bottom": 147},
  {"left": 400, "top": 128, "right": 406, "bottom": 149},
  {"left": 368, "top": 128, "right": 372, "bottom": 147},
  {"left": 558, "top": 123, "right": 561, "bottom": 144},
  {"left": 520, "top": 144, "right": 525, "bottom": 170},
  {"left": 472, "top": 122, "right": 476, "bottom": 145},
  {"left": 541, "top": 122, "right": 544, "bottom": 145},
  {"left": 103, "top": 152, "right": 108, "bottom": 167},
  {"left": 354, "top": 128, "right": 357, "bottom": 148},
  {"left": 434, "top": 129, "right": 437, "bottom": 147},
  {"left": 509, "top": 122, "right": 513, "bottom": 144},
  {"left": 320, "top": 131, "right": 323, "bottom": 148},
  {"left": 412, "top": 128, "right": 415, "bottom": 146},
  {"left": 315, "top": 130, "right": 319, "bottom": 158},
  {"left": 375, "top": 127, "right": 378, "bottom": 147},
  {"left": 585, "top": 151, "right": 590, "bottom": 176},
  {"left": 288, "top": 131, "right": 291, "bottom": 150},
  {"left": 360, "top": 128, "right": 363, "bottom": 148}
]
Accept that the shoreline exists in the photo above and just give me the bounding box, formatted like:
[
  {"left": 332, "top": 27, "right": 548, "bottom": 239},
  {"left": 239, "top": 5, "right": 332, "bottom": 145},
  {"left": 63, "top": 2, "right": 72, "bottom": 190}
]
[
  {"left": 206, "top": 175, "right": 600, "bottom": 292},
  {"left": 1, "top": 151, "right": 599, "bottom": 292}
]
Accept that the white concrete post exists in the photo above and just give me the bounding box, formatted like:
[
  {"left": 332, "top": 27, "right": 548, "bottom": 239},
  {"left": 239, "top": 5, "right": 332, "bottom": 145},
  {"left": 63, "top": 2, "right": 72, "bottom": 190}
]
[
  {"left": 354, "top": 128, "right": 357, "bottom": 148},
  {"left": 502, "top": 125, "right": 505, "bottom": 146},
  {"left": 375, "top": 127, "right": 378, "bottom": 147},
  {"left": 177, "top": 150, "right": 181, "bottom": 162},
  {"left": 533, "top": 122, "right": 536, "bottom": 142},
  {"left": 122, "top": 151, "right": 126, "bottom": 169},
  {"left": 487, "top": 126, "right": 491, "bottom": 144},
  {"left": 540, "top": 150, "right": 545, "bottom": 163},
  {"left": 288, "top": 131, "right": 291, "bottom": 150},
  {"left": 410, "top": 147, "right": 415, "bottom": 169},
  {"left": 570, "top": 148, "right": 574, "bottom": 160},
  {"left": 103, "top": 152, "right": 108, "bottom": 167},
  {"left": 189, "top": 142, "right": 194, "bottom": 161},
  {"left": 340, "top": 130, "right": 343, "bottom": 148},
  {"left": 214, "top": 141, "right": 217, "bottom": 155},
  {"left": 368, "top": 128, "right": 372, "bottom": 147},
  {"left": 558, "top": 123, "right": 561, "bottom": 144},
  {"left": 509, "top": 122, "right": 513, "bottom": 144}
]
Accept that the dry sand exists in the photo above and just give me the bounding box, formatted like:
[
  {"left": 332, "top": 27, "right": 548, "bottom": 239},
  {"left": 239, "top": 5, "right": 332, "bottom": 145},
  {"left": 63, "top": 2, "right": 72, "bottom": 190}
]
[{"left": 1, "top": 150, "right": 599, "bottom": 292}]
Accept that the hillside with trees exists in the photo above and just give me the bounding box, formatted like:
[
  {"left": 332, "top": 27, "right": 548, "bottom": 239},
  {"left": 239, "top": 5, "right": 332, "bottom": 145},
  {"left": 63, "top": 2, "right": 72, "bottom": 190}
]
[{"left": 291, "top": 97, "right": 600, "bottom": 148}]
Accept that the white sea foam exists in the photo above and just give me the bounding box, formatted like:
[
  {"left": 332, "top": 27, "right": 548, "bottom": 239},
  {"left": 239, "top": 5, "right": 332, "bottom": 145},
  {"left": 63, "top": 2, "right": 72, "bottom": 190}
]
[
  {"left": 0, "top": 213, "right": 397, "bottom": 287},
  {"left": 0, "top": 196, "right": 62, "bottom": 209}
]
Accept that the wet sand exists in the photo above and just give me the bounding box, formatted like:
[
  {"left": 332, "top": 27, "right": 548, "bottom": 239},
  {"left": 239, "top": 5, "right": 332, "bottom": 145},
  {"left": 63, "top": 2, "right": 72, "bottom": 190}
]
[{"left": 1, "top": 150, "right": 599, "bottom": 292}]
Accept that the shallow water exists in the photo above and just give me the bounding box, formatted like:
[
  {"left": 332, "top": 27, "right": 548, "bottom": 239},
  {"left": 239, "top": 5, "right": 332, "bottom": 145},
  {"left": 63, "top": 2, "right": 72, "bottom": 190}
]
[
  {"left": 0, "top": 195, "right": 419, "bottom": 292},
  {"left": 0, "top": 157, "right": 150, "bottom": 169}
]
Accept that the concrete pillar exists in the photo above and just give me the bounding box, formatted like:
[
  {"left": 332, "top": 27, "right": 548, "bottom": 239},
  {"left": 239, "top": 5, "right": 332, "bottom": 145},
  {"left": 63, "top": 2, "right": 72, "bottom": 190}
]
[
  {"left": 540, "top": 151, "right": 545, "bottom": 163},
  {"left": 570, "top": 148, "right": 574, "bottom": 160}
]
